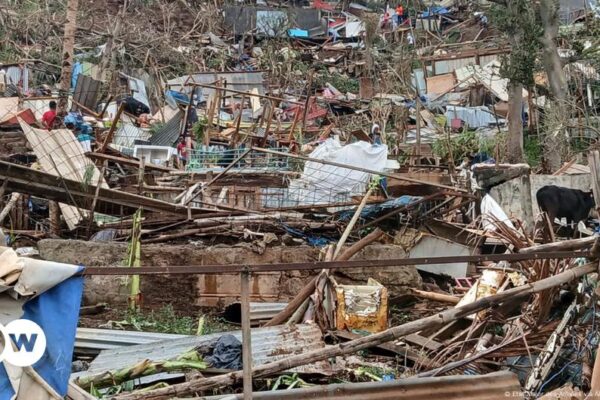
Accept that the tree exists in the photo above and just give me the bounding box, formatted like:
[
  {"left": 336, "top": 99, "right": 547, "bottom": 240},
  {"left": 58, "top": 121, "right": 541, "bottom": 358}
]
[
  {"left": 539, "top": 0, "right": 569, "bottom": 171},
  {"left": 58, "top": 0, "right": 79, "bottom": 114},
  {"left": 490, "top": 0, "right": 541, "bottom": 164}
]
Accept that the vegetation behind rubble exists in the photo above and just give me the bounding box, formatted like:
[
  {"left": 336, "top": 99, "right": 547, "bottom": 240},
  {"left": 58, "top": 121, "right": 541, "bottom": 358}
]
[{"left": 121, "top": 305, "right": 234, "bottom": 335}]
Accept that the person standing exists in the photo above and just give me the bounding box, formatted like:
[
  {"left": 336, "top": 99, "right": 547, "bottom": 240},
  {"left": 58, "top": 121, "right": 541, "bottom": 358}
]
[
  {"left": 396, "top": 4, "right": 404, "bottom": 25},
  {"left": 176, "top": 137, "right": 190, "bottom": 168},
  {"left": 42, "top": 100, "right": 57, "bottom": 130}
]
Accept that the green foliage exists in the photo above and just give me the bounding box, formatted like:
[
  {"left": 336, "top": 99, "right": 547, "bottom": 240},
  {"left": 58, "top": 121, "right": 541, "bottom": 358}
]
[
  {"left": 490, "top": 1, "right": 542, "bottom": 86},
  {"left": 123, "top": 305, "right": 197, "bottom": 335},
  {"left": 149, "top": 123, "right": 165, "bottom": 136},
  {"left": 524, "top": 134, "right": 542, "bottom": 167},
  {"left": 191, "top": 116, "right": 209, "bottom": 143},
  {"left": 315, "top": 71, "right": 359, "bottom": 94},
  {"left": 270, "top": 373, "right": 313, "bottom": 390},
  {"left": 81, "top": 164, "right": 96, "bottom": 191},
  {"left": 431, "top": 131, "right": 499, "bottom": 162},
  {"left": 119, "top": 305, "right": 235, "bottom": 336}
]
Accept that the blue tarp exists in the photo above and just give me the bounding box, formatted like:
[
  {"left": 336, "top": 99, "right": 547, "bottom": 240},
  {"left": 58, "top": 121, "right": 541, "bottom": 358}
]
[
  {"left": 281, "top": 224, "right": 331, "bottom": 247},
  {"left": 288, "top": 28, "right": 309, "bottom": 38},
  {"left": 337, "top": 195, "right": 423, "bottom": 221},
  {"left": 421, "top": 7, "right": 450, "bottom": 18},
  {"left": 0, "top": 267, "right": 84, "bottom": 398},
  {"left": 165, "top": 90, "right": 191, "bottom": 107},
  {"left": 71, "top": 62, "right": 83, "bottom": 89}
]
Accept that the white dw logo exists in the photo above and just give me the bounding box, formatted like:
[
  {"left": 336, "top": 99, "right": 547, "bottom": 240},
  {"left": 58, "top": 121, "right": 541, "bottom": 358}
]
[{"left": 0, "top": 319, "right": 46, "bottom": 367}]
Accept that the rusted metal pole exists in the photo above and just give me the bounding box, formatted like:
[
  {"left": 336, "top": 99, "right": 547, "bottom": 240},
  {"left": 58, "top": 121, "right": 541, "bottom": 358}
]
[
  {"left": 83, "top": 250, "right": 594, "bottom": 276},
  {"left": 241, "top": 269, "right": 253, "bottom": 399}
]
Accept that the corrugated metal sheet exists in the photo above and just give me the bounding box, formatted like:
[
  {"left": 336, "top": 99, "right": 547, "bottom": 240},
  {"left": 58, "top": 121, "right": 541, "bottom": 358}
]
[
  {"left": 85, "top": 324, "right": 334, "bottom": 375},
  {"left": 434, "top": 57, "right": 475, "bottom": 75},
  {"left": 5, "top": 65, "right": 29, "bottom": 93},
  {"left": 201, "top": 371, "right": 522, "bottom": 399},
  {"left": 150, "top": 110, "right": 183, "bottom": 146},
  {"left": 167, "top": 71, "right": 266, "bottom": 97},
  {"left": 75, "top": 328, "right": 190, "bottom": 354},
  {"left": 72, "top": 75, "right": 101, "bottom": 112},
  {"left": 114, "top": 123, "right": 152, "bottom": 148}
]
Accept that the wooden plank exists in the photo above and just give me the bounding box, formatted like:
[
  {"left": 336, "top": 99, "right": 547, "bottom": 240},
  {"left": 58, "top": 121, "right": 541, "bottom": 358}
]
[
  {"left": 426, "top": 73, "right": 456, "bottom": 95},
  {"left": 0, "top": 160, "right": 223, "bottom": 218},
  {"left": 404, "top": 333, "right": 443, "bottom": 352},
  {"left": 333, "top": 330, "right": 429, "bottom": 365}
]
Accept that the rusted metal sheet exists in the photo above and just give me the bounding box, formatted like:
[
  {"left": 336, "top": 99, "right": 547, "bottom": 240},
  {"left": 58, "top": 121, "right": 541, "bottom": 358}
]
[
  {"left": 335, "top": 280, "right": 388, "bottom": 333},
  {"left": 84, "top": 324, "right": 336, "bottom": 376},
  {"left": 203, "top": 371, "right": 521, "bottom": 399}
]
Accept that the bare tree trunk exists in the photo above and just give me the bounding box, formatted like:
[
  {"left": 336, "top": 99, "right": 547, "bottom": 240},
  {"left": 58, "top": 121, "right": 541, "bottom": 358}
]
[
  {"left": 540, "top": 0, "right": 568, "bottom": 172},
  {"left": 507, "top": 81, "right": 524, "bottom": 163},
  {"left": 58, "top": 0, "right": 79, "bottom": 114}
]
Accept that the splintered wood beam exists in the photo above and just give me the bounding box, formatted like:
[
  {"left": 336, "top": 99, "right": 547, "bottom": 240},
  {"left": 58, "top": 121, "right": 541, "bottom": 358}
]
[{"left": 0, "top": 160, "right": 222, "bottom": 218}]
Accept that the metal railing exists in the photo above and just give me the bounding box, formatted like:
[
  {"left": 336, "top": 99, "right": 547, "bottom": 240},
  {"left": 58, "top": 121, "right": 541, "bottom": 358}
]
[{"left": 186, "top": 147, "right": 291, "bottom": 172}]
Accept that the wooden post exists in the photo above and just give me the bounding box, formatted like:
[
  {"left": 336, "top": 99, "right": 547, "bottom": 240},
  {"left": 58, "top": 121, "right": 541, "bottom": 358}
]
[
  {"left": 415, "top": 95, "right": 422, "bottom": 162},
  {"left": 231, "top": 94, "right": 246, "bottom": 148},
  {"left": 241, "top": 270, "right": 253, "bottom": 399},
  {"left": 49, "top": 201, "right": 60, "bottom": 236},
  {"left": 260, "top": 100, "right": 274, "bottom": 147},
  {"left": 138, "top": 157, "right": 145, "bottom": 196}
]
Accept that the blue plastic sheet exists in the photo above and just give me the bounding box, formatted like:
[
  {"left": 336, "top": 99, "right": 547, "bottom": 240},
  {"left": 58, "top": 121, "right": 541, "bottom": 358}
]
[
  {"left": 337, "top": 195, "right": 423, "bottom": 221},
  {"left": 71, "top": 62, "right": 83, "bottom": 89},
  {"left": 421, "top": 7, "right": 450, "bottom": 18},
  {"left": 281, "top": 224, "right": 331, "bottom": 247},
  {"left": 166, "top": 90, "right": 191, "bottom": 106},
  {"left": 0, "top": 267, "right": 84, "bottom": 398}
]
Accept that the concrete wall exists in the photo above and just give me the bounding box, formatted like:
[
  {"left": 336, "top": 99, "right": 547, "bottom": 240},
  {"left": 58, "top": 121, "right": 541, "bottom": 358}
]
[
  {"left": 491, "top": 174, "right": 592, "bottom": 228},
  {"left": 37, "top": 240, "right": 421, "bottom": 310}
]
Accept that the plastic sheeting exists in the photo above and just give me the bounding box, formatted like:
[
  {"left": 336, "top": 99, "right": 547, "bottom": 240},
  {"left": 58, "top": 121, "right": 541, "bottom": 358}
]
[
  {"left": 337, "top": 195, "right": 422, "bottom": 221},
  {"left": 0, "top": 249, "right": 83, "bottom": 399},
  {"left": 444, "top": 106, "right": 502, "bottom": 128},
  {"left": 481, "top": 194, "right": 516, "bottom": 232},
  {"left": 205, "top": 334, "right": 242, "bottom": 370},
  {"left": 288, "top": 138, "right": 388, "bottom": 206}
]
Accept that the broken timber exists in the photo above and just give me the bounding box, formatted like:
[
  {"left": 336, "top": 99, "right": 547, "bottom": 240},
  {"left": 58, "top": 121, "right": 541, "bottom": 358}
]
[
  {"left": 112, "top": 261, "right": 598, "bottom": 399},
  {"left": 0, "top": 160, "right": 222, "bottom": 218}
]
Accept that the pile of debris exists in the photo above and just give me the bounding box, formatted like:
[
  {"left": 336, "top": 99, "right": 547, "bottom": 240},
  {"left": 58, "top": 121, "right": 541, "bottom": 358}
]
[{"left": 0, "top": 0, "right": 600, "bottom": 399}]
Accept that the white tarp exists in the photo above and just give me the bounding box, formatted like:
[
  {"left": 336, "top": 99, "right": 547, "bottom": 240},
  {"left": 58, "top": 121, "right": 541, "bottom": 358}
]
[
  {"left": 481, "top": 194, "right": 516, "bottom": 232},
  {"left": 288, "top": 138, "right": 388, "bottom": 205}
]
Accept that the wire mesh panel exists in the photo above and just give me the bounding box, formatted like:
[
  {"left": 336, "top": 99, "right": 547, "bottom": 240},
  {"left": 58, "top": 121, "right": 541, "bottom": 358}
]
[{"left": 186, "top": 147, "right": 291, "bottom": 172}]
